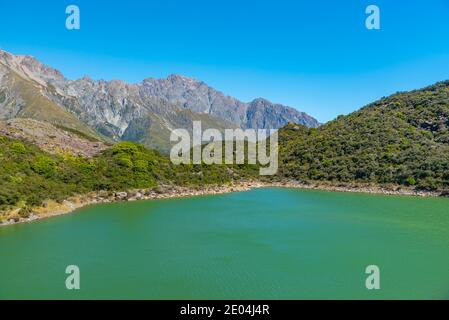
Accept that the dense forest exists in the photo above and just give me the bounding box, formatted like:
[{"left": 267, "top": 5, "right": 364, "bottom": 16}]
[
  {"left": 0, "top": 137, "right": 259, "bottom": 215},
  {"left": 277, "top": 81, "right": 449, "bottom": 190}
]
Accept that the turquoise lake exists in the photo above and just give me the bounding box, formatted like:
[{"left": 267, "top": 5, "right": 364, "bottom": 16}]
[{"left": 0, "top": 188, "right": 448, "bottom": 299}]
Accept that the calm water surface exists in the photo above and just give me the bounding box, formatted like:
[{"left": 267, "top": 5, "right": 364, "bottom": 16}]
[{"left": 0, "top": 188, "right": 448, "bottom": 299}]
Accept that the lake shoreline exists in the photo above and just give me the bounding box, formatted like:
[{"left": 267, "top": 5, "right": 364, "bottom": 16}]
[{"left": 1, "top": 180, "right": 446, "bottom": 227}]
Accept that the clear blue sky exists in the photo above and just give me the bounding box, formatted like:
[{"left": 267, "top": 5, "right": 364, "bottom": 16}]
[{"left": 1, "top": 0, "right": 449, "bottom": 122}]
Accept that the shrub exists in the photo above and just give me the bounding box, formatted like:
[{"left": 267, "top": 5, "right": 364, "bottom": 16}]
[
  {"left": 406, "top": 177, "right": 416, "bottom": 186},
  {"left": 134, "top": 160, "right": 148, "bottom": 172},
  {"left": 32, "top": 156, "right": 57, "bottom": 176},
  {"left": 11, "top": 142, "right": 26, "bottom": 154},
  {"left": 115, "top": 155, "right": 133, "bottom": 168},
  {"left": 113, "top": 142, "right": 139, "bottom": 156}
]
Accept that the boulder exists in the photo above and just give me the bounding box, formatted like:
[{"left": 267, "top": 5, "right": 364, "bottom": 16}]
[{"left": 115, "top": 192, "right": 128, "bottom": 200}]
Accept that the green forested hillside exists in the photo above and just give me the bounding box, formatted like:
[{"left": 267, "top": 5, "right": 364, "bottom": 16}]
[
  {"left": 0, "top": 136, "right": 258, "bottom": 215},
  {"left": 277, "top": 81, "right": 449, "bottom": 190}
]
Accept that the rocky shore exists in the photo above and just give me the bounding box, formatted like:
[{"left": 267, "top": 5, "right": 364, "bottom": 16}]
[
  {"left": 1, "top": 180, "right": 447, "bottom": 227},
  {"left": 0, "top": 182, "right": 259, "bottom": 227},
  {"left": 268, "top": 180, "right": 446, "bottom": 197}
]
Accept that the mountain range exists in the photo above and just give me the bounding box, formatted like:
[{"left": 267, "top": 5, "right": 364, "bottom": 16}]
[{"left": 0, "top": 49, "right": 319, "bottom": 152}]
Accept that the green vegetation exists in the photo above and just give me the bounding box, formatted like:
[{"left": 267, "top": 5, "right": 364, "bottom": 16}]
[
  {"left": 2, "top": 80, "right": 449, "bottom": 215},
  {"left": 276, "top": 81, "right": 449, "bottom": 191},
  {"left": 54, "top": 124, "right": 109, "bottom": 143},
  {"left": 0, "top": 138, "right": 258, "bottom": 213}
]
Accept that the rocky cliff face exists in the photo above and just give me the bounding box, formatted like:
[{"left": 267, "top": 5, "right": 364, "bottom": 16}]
[
  {"left": 46, "top": 77, "right": 236, "bottom": 152},
  {"left": 0, "top": 49, "right": 319, "bottom": 152},
  {"left": 142, "top": 74, "right": 320, "bottom": 129},
  {"left": 245, "top": 98, "right": 319, "bottom": 129},
  {"left": 0, "top": 51, "right": 104, "bottom": 141}
]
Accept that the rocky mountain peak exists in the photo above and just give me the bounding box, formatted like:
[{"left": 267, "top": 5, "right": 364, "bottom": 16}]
[
  {"left": 0, "top": 49, "right": 65, "bottom": 86},
  {"left": 250, "top": 97, "right": 272, "bottom": 105},
  {"left": 166, "top": 73, "right": 197, "bottom": 83}
]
